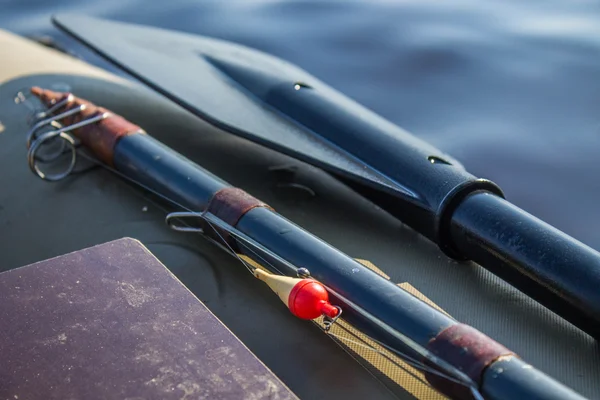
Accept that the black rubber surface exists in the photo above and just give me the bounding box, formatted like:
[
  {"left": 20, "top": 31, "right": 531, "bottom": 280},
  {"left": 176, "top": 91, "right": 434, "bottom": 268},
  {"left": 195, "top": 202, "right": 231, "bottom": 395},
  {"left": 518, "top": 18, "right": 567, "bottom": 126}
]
[{"left": 0, "top": 74, "right": 598, "bottom": 399}]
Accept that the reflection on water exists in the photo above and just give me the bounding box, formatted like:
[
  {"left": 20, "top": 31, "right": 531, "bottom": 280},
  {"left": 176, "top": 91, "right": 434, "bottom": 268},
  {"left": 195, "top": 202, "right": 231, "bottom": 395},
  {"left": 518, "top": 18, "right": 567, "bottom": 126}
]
[{"left": 2, "top": 0, "right": 599, "bottom": 248}]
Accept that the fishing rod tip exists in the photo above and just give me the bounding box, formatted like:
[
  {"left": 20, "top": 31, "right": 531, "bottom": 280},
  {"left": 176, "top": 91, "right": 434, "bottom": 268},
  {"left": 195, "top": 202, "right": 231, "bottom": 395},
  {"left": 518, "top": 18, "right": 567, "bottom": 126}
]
[
  {"left": 30, "top": 86, "right": 43, "bottom": 96},
  {"left": 29, "top": 86, "right": 69, "bottom": 107}
]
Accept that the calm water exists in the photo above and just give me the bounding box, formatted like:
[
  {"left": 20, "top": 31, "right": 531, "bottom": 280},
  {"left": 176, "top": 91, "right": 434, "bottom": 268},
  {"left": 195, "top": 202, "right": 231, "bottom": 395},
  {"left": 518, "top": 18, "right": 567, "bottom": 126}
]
[{"left": 2, "top": 0, "right": 600, "bottom": 249}]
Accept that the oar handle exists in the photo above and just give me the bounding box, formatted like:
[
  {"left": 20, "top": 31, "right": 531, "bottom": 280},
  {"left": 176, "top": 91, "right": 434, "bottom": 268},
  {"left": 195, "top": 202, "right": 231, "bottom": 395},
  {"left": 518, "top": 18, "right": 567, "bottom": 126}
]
[{"left": 451, "top": 192, "right": 600, "bottom": 338}]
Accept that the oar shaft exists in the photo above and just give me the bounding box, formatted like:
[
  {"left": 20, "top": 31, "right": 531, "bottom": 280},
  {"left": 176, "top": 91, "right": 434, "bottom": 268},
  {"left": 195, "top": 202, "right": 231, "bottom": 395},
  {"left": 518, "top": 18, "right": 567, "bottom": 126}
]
[
  {"left": 481, "top": 357, "right": 583, "bottom": 400},
  {"left": 451, "top": 192, "right": 600, "bottom": 338}
]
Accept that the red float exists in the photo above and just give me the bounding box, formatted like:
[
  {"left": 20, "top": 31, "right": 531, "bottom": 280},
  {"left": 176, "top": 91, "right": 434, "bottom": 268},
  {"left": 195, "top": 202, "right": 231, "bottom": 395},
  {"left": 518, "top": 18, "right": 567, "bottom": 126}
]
[{"left": 254, "top": 269, "right": 339, "bottom": 320}]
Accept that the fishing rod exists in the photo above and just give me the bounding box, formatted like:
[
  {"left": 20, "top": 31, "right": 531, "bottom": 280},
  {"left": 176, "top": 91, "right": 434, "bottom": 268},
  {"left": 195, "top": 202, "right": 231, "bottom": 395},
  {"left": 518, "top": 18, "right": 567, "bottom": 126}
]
[
  {"left": 23, "top": 87, "right": 585, "bottom": 400},
  {"left": 50, "top": 14, "right": 600, "bottom": 341}
]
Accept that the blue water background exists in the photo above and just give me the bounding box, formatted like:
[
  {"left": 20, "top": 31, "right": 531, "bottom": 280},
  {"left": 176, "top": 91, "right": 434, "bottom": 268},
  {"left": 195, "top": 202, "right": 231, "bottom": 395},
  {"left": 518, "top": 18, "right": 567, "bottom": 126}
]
[{"left": 1, "top": 0, "right": 600, "bottom": 249}]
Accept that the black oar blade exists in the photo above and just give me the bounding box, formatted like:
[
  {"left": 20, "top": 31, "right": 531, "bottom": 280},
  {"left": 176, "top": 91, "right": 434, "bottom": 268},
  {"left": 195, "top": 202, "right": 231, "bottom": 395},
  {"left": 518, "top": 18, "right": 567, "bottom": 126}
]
[{"left": 52, "top": 14, "right": 414, "bottom": 199}]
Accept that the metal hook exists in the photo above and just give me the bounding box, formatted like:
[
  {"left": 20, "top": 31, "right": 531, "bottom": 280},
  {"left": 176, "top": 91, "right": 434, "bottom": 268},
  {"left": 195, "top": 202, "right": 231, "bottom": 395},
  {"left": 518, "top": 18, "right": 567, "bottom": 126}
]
[
  {"left": 323, "top": 306, "right": 343, "bottom": 332},
  {"left": 166, "top": 211, "right": 205, "bottom": 233},
  {"left": 27, "top": 130, "right": 77, "bottom": 181},
  {"left": 24, "top": 95, "right": 111, "bottom": 181},
  {"left": 26, "top": 104, "right": 87, "bottom": 149},
  {"left": 28, "top": 120, "right": 66, "bottom": 163},
  {"left": 33, "top": 94, "right": 74, "bottom": 121}
]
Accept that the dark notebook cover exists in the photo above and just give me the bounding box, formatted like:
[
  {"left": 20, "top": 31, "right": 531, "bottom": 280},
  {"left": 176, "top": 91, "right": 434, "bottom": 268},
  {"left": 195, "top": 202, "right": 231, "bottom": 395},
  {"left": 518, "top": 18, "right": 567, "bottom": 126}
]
[{"left": 0, "top": 238, "right": 297, "bottom": 400}]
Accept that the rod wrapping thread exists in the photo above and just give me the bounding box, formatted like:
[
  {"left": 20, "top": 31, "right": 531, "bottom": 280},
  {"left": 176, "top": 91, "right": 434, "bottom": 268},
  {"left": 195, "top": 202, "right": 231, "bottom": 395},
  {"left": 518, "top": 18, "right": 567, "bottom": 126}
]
[
  {"left": 204, "top": 187, "right": 273, "bottom": 246},
  {"left": 426, "top": 324, "right": 514, "bottom": 398},
  {"left": 30, "top": 87, "right": 142, "bottom": 166}
]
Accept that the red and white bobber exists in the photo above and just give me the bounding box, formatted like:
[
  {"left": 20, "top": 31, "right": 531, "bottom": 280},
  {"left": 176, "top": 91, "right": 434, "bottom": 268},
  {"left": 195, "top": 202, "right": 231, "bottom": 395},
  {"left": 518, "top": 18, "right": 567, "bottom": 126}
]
[{"left": 253, "top": 268, "right": 339, "bottom": 320}]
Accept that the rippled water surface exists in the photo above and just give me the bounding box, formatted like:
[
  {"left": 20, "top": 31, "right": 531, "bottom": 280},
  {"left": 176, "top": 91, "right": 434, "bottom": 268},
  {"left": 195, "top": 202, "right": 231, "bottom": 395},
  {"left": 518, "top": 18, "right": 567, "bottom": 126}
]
[{"left": 2, "top": 0, "right": 600, "bottom": 248}]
